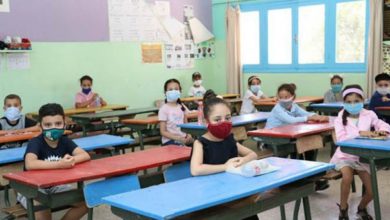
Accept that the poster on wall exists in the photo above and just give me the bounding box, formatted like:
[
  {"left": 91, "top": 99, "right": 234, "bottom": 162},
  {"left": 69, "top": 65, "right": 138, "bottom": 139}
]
[
  {"left": 141, "top": 43, "right": 162, "bottom": 63},
  {"left": 0, "top": 0, "right": 10, "bottom": 12},
  {"left": 165, "top": 40, "right": 194, "bottom": 69},
  {"left": 195, "top": 40, "right": 215, "bottom": 59}
]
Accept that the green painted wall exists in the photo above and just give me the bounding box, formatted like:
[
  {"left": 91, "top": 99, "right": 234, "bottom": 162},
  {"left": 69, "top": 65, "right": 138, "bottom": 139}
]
[
  {"left": 0, "top": 43, "right": 216, "bottom": 113},
  {"left": 211, "top": 0, "right": 367, "bottom": 97}
]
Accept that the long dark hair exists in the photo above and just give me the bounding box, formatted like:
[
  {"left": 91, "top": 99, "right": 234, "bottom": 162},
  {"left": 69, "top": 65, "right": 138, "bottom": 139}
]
[
  {"left": 163, "top": 78, "right": 185, "bottom": 111},
  {"left": 342, "top": 84, "right": 364, "bottom": 126},
  {"left": 203, "top": 89, "right": 230, "bottom": 120}
]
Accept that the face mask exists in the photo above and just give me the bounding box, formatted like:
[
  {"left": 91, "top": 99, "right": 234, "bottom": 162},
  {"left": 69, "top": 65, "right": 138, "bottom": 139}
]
[
  {"left": 207, "top": 121, "right": 232, "bottom": 139},
  {"left": 194, "top": 80, "right": 202, "bottom": 86},
  {"left": 344, "top": 102, "right": 364, "bottom": 115},
  {"left": 279, "top": 97, "right": 294, "bottom": 109},
  {"left": 42, "top": 128, "right": 65, "bottom": 141},
  {"left": 82, "top": 87, "right": 91, "bottom": 95},
  {"left": 377, "top": 87, "right": 389, "bottom": 96},
  {"left": 331, "top": 84, "right": 343, "bottom": 93},
  {"left": 166, "top": 90, "right": 181, "bottom": 102},
  {"left": 4, "top": 107, "right": 21, "bottom": 121},
  {"left": 250, "top": 85, "right": 261, "bottom": 94}
]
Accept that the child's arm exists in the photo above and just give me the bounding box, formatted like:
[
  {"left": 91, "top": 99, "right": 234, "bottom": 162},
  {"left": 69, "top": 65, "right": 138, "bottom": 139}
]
[
  {"left": 235, "top": 143, "right": 258, "bottom": 166},
  {"left": 159, "top": 121, "right": 186, "bottom": 144},
  {"left": 25, "top": 153, "right": 75, "bottom": 170},
  {"left": 190, "top": 140, "right": 232, "bottom": 176},
  {"left": 75, "top": 99, "right": 95, "bottom": 108},
  {"left": 72, "top": 147, "right": 91, "bottom": 163}
]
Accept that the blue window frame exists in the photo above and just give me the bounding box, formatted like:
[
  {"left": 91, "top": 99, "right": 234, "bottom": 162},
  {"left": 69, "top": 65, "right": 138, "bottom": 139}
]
[{"left": 240, "top": 0, "right": 369, "bottom": 73}]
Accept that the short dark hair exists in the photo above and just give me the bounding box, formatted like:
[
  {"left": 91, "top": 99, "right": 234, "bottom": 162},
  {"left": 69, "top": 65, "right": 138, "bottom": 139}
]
[
  {"left": 4, "top": 94, "right": 21, "bottom": 105},
  {"left": 192, "top": 72, "right": 202, "bottom": 81},
  {"left": 375, "top": 73, "right": 390, "bottom": 83},
  {"left": 80, "top": 75, "right": 93, "bottom": 84},
  {"left": 331, "top": 75, "right": 343, "bottom": 84},
  {"left": 38, "top": 103, "right": 65, "bottom": 122},
  {"left": 277, "top": 83, "right": 297, "bottom": 96},
  {"left": 203, "top": 89, "right": 230, "bottom": 120},
  {"left": 248, "top": 76, "right": 261, "bottom": 85}
]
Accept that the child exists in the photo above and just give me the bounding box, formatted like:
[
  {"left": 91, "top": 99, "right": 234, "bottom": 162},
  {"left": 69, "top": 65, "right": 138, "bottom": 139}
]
[
  {"left": 18, "top": 103, "right": 90, "bottom": 220},
  {"left": 159, "top": 79, "right": 193, "bottom": 146},
  {"left": 324, "top": 75, "right": 344, "bottom": 103},
  {"left": 240, "top": 76, "right": 268, "bottom": 115},
  {"left": 191, "top": 94, "right": 258, "bottom": 220},
  {"left": 0, "top": 94, "right": 40, "bottom": 149},
  {"left": 369, "top": 73, "right": 390, "bottom": 122},
  {"left": 75, "top": 75, "right": 107, "bottom": 108},
  {"left": 188, "top": 72, "right": 206, "bottom": 97},
  {"left": 265, "top": 83, "right": 327, "bottom": 129},
  {"left": 330, "top": 85, "right": 389, "bottom": 220}
]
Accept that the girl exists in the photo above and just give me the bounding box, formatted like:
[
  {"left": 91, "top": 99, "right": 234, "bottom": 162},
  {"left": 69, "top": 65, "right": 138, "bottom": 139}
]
[
  {"left": 330, "top": 85, "right": 390, "bottom": 220},
  {"left": 240, "top": 76, "right": 269, "bottom": 115},
  {"left": 159, "top": 79, "right": 193, "bottom": 146},
  {"left": 265, "top": 83, "right": 327, "bottom": 129},
  {"left": 188, "top": 72, "right": 206, "bottom": 97},
  {"left": 324, "top": 75, "right": 344, "bottom": 103},
  {"left": 75, "top": 75, "right": 107, "bottom": 108},
  {"left": 191, "top": 94, "right": 258, "bottom": 220}
]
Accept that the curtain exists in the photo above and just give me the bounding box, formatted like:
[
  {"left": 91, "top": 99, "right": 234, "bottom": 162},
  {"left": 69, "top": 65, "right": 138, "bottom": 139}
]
[{"left": 366, "top": 0, "right": 384, "bottom": 97}]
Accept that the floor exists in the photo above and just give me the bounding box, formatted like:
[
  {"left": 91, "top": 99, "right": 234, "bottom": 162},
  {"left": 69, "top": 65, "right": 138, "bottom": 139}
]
[{"left": 1, "top": 139, "right": 390, "bottom": 220}]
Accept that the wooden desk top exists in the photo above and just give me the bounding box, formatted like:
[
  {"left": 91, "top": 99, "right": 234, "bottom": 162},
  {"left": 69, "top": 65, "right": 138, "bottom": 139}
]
[
  {"left": 29, "top": 104, "right": 128, "bottom": 118},
  {"left": 121, "top": 111, "right": 198, "bottom": 125},
  {"left": 0, "top": 132, "right": 41, "bottom": 144},
  {"left": 180, "top": 94, "right": 240, "bottom": 102},
  {"left": 254, "top": 96, "right": 324, "bottom": 106},
  {"left": 4, "top": 146, "right": 191, "bottom": 188}
]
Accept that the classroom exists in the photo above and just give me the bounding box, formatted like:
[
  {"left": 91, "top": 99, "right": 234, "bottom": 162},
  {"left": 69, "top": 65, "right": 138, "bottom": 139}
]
[{"left": 0, "top": 0, "right": 390, "bottom": 219}]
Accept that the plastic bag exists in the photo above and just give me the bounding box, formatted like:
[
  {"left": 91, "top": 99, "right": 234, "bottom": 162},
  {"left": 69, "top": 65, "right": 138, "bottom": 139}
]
[{"left": 226, "top": 159, "right": 279, "bottom": 177}]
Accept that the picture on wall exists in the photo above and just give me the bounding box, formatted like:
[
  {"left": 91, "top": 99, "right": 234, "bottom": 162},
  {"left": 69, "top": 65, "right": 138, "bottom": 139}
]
[{"left": 0, "top": 0, "right": 10, "bottom": 12}]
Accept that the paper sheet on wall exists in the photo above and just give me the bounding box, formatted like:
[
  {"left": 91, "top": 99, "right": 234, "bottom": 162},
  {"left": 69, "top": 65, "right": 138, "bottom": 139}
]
[
  {"left": 7, "top": 53, "right": 30, "bottom": 70},
  {"left": 165, "top": 40, "right": 194, "bottom": 69},
  {"left": 0, "top": 0, "right": 10, "bottom": 12},
  {"left": 141, "top": 43, "right": 162, "bottom": 63}
]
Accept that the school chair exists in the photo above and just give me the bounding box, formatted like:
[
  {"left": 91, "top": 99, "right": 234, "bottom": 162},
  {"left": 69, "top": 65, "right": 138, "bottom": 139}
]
[
  {"left": 163, "top": 161, "right": 191, "bottom": 182},
  {"left": 83, "top": 174, "right": 140, "bottom": 220}
]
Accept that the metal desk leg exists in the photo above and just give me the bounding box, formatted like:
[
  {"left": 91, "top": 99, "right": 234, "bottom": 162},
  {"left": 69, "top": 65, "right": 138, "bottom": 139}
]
[
  {"left": 4, "top": 184, "right": 10, "bottom": 207},
  {"left": 280, "top": 205, "right": 286, "bottom": 220},
  {"left": 302, "top": 196, "right": 312, "bottom": 220},
  {"left": 369, "top": 158, "right": 381, "bottom": 220},
  {"left": 27, "top": 198, "right": 35, "bottom": 220},
  {"left": 293, "top": 199, "right": 301, "bottom": 220},
  {"left": 137, "top": 130, "right": 144, "bottom": 151}
]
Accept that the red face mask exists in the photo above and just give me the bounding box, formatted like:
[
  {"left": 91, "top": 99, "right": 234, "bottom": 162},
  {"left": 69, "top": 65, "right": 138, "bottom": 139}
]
[{"left": 207, "top": 121, "right": 233, "bottom": 139}]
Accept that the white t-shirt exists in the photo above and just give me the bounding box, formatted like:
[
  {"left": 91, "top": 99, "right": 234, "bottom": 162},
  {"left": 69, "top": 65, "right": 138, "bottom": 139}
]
[
  {"left": 158, "top": 103, "right": 188, "bottom": 144},
  {"left": 188, "top": 86, "right": 206, "bottom": 97},
  {"left": 240, "top": 89, "right": 264, "bottom": 115}
]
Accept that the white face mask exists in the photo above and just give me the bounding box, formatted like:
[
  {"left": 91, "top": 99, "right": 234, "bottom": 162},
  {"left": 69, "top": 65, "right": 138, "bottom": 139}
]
[
  {"left": 278, "top": 97, "right": 294, "bottom": 109},
  {"left": 194, "top": 80, "right": 202, "bottom": 86},
  {"left": 377, "top": 87, "right": 390, "bottom": 96},
  {"left": 4, "top": 107, "right": 21, "bottom": 121}
]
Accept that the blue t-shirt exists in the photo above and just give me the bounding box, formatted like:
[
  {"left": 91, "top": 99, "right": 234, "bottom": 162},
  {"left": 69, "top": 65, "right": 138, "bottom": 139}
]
[{"left": 24, "top": 134, "right": 77, "bottom": 170}]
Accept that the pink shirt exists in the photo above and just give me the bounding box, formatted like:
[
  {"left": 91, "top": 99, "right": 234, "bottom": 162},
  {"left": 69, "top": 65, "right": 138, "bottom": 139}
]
[
  {"left": 158, "top": 103, "right": 188, "bottom": 144},
  {"left": 330, "top": 109, "right": 390, "bottom": 168},
  {"left": 75, "top": 91, "right": 98, "bottom": 108}
]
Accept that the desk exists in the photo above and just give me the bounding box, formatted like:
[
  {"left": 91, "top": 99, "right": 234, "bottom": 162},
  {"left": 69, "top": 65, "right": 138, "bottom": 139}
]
[
  {"left": 4, "top": 146, "right": 191, "bottom": 220},
  {"left": 178, "top": 112, "right": 270, "bottom": 137},
  {"left": 254, "top": 96, "right": 324, "bottom": 112},
  {"left": 103, "top": 157, "right": 334, "bottom": 220},
  {"left": 375, "top": 106, "right": 390, "bottom": 117},
  {"left": 70, "top": 107, "right": 158, "bottom": 136},
  {"left": 0, "top": 132, "right": 40, "bottom": 144},
  {"left": 337, "top": 138, "right": 390, "bottom": 220},
  {"left": 180, "top": 94, "right": 240, "bottom": 103},
  {"left": 308, "top": 102, "right": 369, "bottom": 115},
  {"left": 248, "top": 119, "right": 335, "bottom": 157}
]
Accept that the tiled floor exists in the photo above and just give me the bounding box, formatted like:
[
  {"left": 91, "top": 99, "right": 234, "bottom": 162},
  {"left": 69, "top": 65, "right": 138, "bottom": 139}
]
[{"left": 1, "top": 140, "right": 390, "bottom": 220}]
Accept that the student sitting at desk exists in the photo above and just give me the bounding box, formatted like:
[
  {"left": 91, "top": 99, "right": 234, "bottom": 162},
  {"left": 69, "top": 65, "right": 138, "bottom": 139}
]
[
  {"left": 191, "top": 93, "right": 258, "bottom": 220},
  {"left": 18, "top": 103, "right": 90, "bottom": 220},
  {"left": 188, "top": 72, "right": 206, "bottom": 97},
  {"left": 330, "top": 85, "right": 390, "bottom": 220},
  {"left": 159, "top": 79, "right": 193, "bottom": 146},
  {"left": 324, "top": 75, "right": 344, "bottom": 103},
  {"left": 240, "top": 76, "right": 268, "bottom": 115},
  {"left": 75, "top": 75, "right": 107, "bottom": 108},
  {"left": 369, "top": 73, "right": 390, "bottom": 122},
  {"left": 0, "top": 94, "right": 40, "bottom": 149}
]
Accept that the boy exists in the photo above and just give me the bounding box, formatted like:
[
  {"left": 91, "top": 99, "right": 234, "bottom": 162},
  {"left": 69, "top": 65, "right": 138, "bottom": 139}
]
[
  {"left": 369, "top": 73, "right": 390, "bottom": 122},
  {"left": 75, "top": 75, "right": 107, "bottom": 108},
  {"left": 0, "top": 94, "right": 40, "bottom": 148},
  {"left": 18, "top": 103, "right": 90, "bottom": 220}
]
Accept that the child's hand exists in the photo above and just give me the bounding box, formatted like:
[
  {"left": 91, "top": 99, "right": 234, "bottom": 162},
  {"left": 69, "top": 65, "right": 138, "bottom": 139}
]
[
  {"left": 225, "top": 157, "right": 243, "bottom": 169},
  {"left": 359, "top": 131, "right": 379, "bottom": 138},
  {"left": 374, "top": 130, "right": 389, "bottom": 136},
  {"left": 382, "top": 96, "right": 390, "bottom": 102},
  {"left": 184, "top": 134, "right": 193, "bottom": 145},
  {"left": 60, "top": 154, "right": 75, "bottom": 168}
]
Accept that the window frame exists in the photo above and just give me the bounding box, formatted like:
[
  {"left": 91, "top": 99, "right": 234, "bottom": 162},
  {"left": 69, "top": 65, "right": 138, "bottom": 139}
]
[{"left": 240, "top": 0, "right": 369, "bottom": 73}]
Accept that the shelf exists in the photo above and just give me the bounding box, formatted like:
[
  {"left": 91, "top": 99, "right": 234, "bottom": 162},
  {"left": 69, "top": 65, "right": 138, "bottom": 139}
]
[{"left": 0, "top": 50, "right": 32, "bottom": 53}]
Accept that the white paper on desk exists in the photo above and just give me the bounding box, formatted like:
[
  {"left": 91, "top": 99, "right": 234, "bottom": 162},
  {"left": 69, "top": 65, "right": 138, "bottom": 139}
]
[{"left": 7, "top": 53, "right": 30, "bottom": 70}]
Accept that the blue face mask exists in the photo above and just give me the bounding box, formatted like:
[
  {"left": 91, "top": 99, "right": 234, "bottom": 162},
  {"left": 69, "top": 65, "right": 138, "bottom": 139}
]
[
  {"left": 250, "top": 85, "right": 261, "bottom": 94},
  {"left": 166, "top": 90, "right": 181, "bottom": 102},
  {"left": 82, "top": 87, "right": 91, "bottom": 95},
  {"left": 279, "top": 98, "right": 294, "bottom": 109},
  {"left": 4, "top": 107, "right": 21, "bottom": 121},
  {"left": 331, "top": 84, "right": 343, "bottom": 93},
  {"left": 344, "top": 102, "right": 364, "bottom": 115}
]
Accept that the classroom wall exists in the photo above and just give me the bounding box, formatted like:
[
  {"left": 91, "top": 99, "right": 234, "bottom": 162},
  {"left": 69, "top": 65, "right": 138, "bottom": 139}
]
[
  {"left": 211, "top": 0, "right": 367, "bottom": 97},
  {"left": 0, "top": 0, "right": 221, "bottom": 113}
]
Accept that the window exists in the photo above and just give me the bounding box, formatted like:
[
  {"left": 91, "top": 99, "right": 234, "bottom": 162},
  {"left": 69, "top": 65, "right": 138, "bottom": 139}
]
[{"left": 240, "top": 0, "right": 368, "bottom": 73}]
